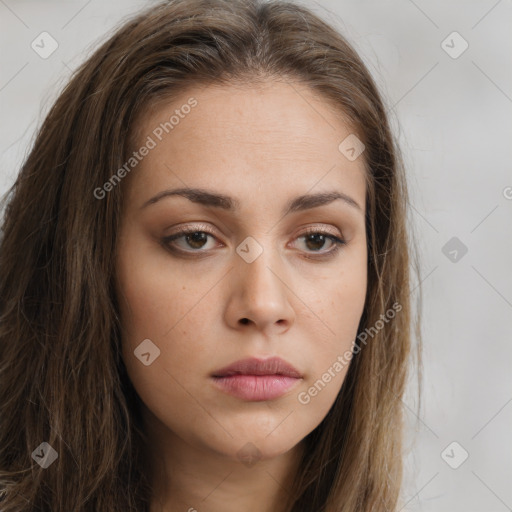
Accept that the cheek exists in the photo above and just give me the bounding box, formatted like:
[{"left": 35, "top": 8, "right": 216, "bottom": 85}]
[
  {"left": 116, "top": 235, "right": 208, "bottom": 342},
  {"left": 305, "top": 247, "right": 367, "bottom": 343},
  {"left": 115, "top": 239, "right": 217, "bottom": 390},
  {"left": 116, "top": 246, "right": 218, "bottom": 440},
  {"left": 297, "top": 249, "right": 367, "bottom": 406}
]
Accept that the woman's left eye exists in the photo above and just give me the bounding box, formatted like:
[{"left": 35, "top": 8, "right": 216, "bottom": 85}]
[
  {"left": 294, "top": 230, "right": 346, "bottom": 259},
  {"left": 161, "top": 227, "right": 346, "bottom": 259}
]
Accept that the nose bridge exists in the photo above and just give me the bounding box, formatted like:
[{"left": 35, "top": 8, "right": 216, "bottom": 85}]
[
  {"left": 230, "top": 230, "right": 294, "bottom": 326},
  {"left": 235, "top": 232, "right": 283, "bottom": 299}
]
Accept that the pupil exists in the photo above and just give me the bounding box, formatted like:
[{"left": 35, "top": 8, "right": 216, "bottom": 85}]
[
  {"left": 187, "top": 232, "right": 207, "bottom": 248},
  {"left": 306, "top": 234, "right": 325, "bottom": 251}
]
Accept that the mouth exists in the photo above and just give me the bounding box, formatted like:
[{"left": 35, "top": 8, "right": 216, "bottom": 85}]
[{"left": 211, "top": 356, "right": 303, "bottom": 401}]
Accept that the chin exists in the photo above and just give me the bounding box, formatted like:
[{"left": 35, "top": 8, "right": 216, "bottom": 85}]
[{"left": 201, "top": 427, "right": 304, "bottom": 465}]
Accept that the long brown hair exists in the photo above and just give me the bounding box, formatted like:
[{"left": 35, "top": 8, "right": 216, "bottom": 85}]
[{"left": 0, "top": 0, "right": 422, "bottom": 510}]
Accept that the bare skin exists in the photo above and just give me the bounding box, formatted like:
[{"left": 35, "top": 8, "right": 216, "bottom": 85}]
[{"left": 114, "top": 79, "right": 368, "bottom": 512}]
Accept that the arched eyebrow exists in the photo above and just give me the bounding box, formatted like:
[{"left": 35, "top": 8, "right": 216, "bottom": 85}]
[{"left": 140, "top": 187, "right": 363, "bottom": 215}]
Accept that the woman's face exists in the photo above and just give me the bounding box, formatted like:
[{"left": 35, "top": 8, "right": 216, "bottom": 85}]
[{"left": 115, "top": 80, "right": 367, "bottom": 463}]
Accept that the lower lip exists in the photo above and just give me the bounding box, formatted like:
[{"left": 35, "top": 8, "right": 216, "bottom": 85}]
[{"left": 211, "top": 374, "right": 301, "bottom": 401}]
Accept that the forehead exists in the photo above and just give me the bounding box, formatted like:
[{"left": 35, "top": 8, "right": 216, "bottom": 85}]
[{"left": 124, "top": 80, "right": 366, "bottom": 212}]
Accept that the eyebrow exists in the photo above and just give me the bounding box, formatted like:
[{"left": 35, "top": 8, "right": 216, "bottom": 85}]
[{"left": 140, "top": 187, "right": 363, "bottom": 215}]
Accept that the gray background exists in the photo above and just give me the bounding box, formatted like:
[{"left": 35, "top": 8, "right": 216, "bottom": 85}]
[{"left": 1, "top": 1, "right": 511, "bottom": 510}]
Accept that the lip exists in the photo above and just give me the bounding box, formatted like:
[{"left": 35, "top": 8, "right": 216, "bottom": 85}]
[{"left": 211, "top": 357, "right": 303, "bottom": 401}]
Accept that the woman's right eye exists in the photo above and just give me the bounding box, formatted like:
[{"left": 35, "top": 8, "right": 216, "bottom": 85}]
[{"left": 162, "top": 228, "right": 219, "bottom": 254}]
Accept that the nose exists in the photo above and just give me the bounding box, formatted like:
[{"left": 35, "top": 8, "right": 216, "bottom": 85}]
[{"left": 224, "top": 238, "right": 295, "bottom": 334}]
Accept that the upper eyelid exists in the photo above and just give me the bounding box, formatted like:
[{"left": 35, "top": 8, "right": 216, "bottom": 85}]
[{"left": 166, "top": 221, "right": 344, "bottom": 236}]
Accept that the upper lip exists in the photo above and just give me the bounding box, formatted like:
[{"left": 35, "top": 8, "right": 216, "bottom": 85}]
[{"left": 211, "top": 356, "right": 302, "bottom": 378}]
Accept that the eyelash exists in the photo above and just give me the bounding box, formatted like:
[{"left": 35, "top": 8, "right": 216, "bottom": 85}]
[{"left": 161, "top": 224, "right": 346, "bottom": 261}]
